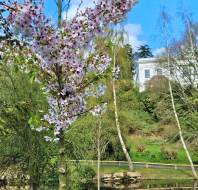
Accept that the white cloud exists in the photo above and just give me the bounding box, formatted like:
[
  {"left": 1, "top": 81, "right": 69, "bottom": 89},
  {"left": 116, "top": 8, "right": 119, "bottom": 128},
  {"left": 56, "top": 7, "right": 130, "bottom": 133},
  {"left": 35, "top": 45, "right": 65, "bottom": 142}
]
[
  {"left": 153, "top": 47, "right": 166, "bottom": 56},
  {"left": 62, "top": 0, "right": 95, "bottom": 20},
  {"left": 123, "top": 23, "right": 144, "bottom": 51}
]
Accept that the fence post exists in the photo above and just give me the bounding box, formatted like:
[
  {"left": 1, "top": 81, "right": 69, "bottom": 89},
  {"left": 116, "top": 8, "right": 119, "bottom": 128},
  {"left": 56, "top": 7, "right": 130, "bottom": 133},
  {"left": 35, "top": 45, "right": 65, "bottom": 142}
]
[{"left": 174, "top": 164, "right": 177, "bottom": 170}]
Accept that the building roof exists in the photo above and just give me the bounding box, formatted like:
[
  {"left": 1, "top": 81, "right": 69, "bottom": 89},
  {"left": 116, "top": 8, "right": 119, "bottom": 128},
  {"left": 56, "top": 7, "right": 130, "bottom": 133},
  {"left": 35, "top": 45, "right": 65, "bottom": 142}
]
[{"left": 137, "top": 57, "right": 157, "bottom": 64}]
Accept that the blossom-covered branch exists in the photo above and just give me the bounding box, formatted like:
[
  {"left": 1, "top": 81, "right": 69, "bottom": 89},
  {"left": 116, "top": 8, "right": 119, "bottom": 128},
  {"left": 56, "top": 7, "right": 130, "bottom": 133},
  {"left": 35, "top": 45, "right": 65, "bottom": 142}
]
[{"left": 1, "top": 0, "right": 137, "bottom": 136}]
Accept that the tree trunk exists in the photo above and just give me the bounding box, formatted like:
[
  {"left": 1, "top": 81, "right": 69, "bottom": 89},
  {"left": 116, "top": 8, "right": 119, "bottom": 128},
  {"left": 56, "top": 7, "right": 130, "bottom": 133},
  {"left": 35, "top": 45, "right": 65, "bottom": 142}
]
[
  {"left": 186, "top": 17, "right": 197, "bottom": 80},
  {"left": 167, "top": 49, "right": 198, "bottom": 179},
  {"left": 168, "top": 80, "right": 198, "bottom": 179},
  {"left": 58, "top": 0, "right": 62, "bottom": 27},
  {"left": 193, "top": 180, "right": 198, "bottom": 190},
  {"left": 97, "top": 120, "right": 101, "bottom": 190},
  {"left": 57, "top": 1, "right": 67, "bottom": 189},
  {"left": 58, "top": 130, "right": 67, "bottom": 190},
  {"left": 30, "top": 181, "right": 39, "bottom": 190},
  {"left": 161, "top": 13, "right": 198, "bottom": 179},
  {"left": 112, "top": 47, "right": 133, "bottom": 172}
]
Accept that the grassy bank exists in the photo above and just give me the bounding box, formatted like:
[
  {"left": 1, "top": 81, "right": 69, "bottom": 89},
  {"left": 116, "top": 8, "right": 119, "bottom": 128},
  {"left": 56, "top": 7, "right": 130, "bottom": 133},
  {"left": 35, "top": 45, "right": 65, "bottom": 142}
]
[{"left": 127, "top": 135, "right": 198, "bottom": 164}]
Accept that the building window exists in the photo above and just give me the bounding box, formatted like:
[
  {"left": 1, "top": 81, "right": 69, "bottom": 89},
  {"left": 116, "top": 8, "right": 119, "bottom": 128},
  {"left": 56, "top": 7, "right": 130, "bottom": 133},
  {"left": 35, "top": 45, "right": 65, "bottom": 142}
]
[
  {"left": 145, "top": 69, "right": 150, "bottom": 78},
  {"left": 156, "top": 68, "right": 162, "bottom": 75}
]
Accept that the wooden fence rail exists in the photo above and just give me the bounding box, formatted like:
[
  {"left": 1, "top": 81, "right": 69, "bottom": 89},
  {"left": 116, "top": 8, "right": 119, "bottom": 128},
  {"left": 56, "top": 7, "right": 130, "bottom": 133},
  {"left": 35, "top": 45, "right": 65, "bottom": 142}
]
[{"left": 66, "top": 160, "right": 198, "bottom": 170}]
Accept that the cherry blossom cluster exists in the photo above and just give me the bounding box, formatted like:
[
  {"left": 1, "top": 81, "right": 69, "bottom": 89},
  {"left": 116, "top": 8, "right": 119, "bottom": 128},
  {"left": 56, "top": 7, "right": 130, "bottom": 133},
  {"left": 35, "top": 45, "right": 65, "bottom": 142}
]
[
  {"left": 112, "top": 65, "right": 121, "bottom": 80},
  {"left": 85, "top": 84, "right": 106, "bottom": 97},
  {"left": 0, "top": 39, "right": 21, "bottom": 60},
  {"left": 2, "top": 0, "right": 137, "bottom": 135},
  {"left": 44, "top": 136, "right": 59, "bottom": 143},
  {"left": 43, "top": 94, "right": 85, "bottom": 136},
  {"left": 8, "top": 1, "right": 47, "bottom": 37},
  {"left": 0, "top": 38, "right": 34, "bottom": 71},
  {"left": 90, "top": 103, "right": 107, "bottom": 117},
  {"left": 88, "top": 54, "right": 112, "bottom": 73}
]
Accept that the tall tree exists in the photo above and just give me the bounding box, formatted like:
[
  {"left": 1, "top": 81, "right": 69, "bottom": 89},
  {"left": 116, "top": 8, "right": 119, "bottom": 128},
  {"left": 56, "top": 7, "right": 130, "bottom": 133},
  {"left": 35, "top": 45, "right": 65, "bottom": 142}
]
[
  {"left": 95, "top": 30, "right": 134, "bottom": 171},
  {"left": 112, "top": 44, "right": 133, "bottom": 171},
  {"left": 160, "top": 9, "right": 198, "bottom": 179},
  {"left": 135, "top": 45, "right": 153, "bottom": 58},
  {"left": 158, "top": 11, "right": 198, "bottom": 139}
]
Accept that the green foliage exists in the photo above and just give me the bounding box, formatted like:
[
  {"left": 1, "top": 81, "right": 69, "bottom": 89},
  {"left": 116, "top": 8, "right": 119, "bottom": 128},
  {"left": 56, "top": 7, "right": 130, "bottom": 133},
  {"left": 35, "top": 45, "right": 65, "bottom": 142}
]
[
  {"left": 59, "top": 164, "right": 96, "bottom": 190},
  {"left": 78, "top": 165, "right": 96, "bottom": 180},
  {"left": 42, "top": 156, "right": 58, "bottom": 186},
  {"left": 0, "top": 45, "right": 54, "bottom": 187},
  {"left": 143, "top": 77, "right": 198, "bottom": 142}
]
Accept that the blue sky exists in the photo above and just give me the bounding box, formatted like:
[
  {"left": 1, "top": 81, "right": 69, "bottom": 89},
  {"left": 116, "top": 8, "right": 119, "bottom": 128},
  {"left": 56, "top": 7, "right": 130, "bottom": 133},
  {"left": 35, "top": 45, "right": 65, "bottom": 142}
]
[
  {"left": 44, "top": 0, "right": 198, "bottom": 55},
  {"left": 126, "top": 0, "right": 198, "bottom": 54}
]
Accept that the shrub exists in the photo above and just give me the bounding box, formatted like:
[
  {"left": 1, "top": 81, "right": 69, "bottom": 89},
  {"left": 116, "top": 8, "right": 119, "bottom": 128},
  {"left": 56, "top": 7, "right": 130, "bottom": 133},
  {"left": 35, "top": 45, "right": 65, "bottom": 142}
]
[
  {"left": 136, "top": 145, "right": 145, "bottom": 153},
  {"left": 160, "top": 147, "right": 177, "bottom": 160},
  {"left": 149, "top": 153, "right": 156, "bottom": 159},
  {"left": 79, "top": 165, "right": 96, "bottom": 180}
]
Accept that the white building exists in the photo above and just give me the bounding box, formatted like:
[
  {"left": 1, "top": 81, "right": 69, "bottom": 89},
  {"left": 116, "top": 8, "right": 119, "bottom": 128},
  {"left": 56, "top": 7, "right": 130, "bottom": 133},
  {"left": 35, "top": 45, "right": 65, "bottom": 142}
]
[
  {"left": 134, "top": 57, "right": 198, "bottom": 92},
  {"left": 134, "top": 58, "right": 167, "bottom": 92}
]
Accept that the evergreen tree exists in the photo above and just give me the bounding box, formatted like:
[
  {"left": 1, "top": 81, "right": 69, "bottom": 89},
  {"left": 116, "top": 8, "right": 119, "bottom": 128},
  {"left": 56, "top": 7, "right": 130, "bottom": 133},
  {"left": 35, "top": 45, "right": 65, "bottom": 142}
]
[{"left": 135, "top": 44, "right": 153, "bottom": 58}]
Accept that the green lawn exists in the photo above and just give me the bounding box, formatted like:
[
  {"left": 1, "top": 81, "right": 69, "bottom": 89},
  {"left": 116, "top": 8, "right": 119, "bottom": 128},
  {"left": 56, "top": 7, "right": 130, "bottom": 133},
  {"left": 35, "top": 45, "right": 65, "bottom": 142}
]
[
  {"left": 137, "top": 168, "right": 194, "bottom": 179},
  {"left": 127, "top": 135, "right": 198, "bottom": 164}
]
